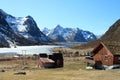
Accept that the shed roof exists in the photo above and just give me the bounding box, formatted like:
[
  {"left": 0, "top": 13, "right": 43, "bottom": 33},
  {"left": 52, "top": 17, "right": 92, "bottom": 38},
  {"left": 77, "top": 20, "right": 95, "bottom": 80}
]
[
  {"left": 93, "top": 41, "right": 120, "bottom": 55},
  {"left": 104, "top": 42, "right": 120, "bottom": 55},
  {"left": 39, "top": 58, "right": 55, "bottom": 63}
]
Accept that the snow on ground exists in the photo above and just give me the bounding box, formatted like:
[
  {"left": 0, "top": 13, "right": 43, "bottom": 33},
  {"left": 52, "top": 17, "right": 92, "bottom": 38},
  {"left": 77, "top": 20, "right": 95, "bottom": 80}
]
[{"left": 0, "top": 45, "right": 62, "bottom": 55}]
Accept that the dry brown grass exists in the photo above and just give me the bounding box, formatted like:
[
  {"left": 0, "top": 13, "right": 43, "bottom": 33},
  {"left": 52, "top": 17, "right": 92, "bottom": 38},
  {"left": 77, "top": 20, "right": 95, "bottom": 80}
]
[
  {"left": 52, "top": 47, "right": 93, "bottom": 56},
  {"left": 0, "top": 56, "right": 119, "bottom": 80}
]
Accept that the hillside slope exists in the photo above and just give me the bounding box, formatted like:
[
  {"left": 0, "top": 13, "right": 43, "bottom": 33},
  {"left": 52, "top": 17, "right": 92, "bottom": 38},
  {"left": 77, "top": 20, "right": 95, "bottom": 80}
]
[
  {"left": 101, "top": 19, "right": 120, "bottom": 41},
  {"left": 74, "top": 19, "right": 120, "bottom": 49}
]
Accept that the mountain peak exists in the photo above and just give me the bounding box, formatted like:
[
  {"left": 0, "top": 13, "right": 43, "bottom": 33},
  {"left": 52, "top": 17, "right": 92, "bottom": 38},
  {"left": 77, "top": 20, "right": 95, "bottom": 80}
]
[
  {"left": 0, "top": 9, "right": 50, "bottom": 47},
  {"left": 53, "top": 25, "right": 64, "bottom": 35},
  {"left": 26, "top": 15, "right": 33, "bottom": 19},
  {"left": 55, "top": 24, "right": 63, "bottom": 29},
  {"left": 43, "top": 26, "right": 97, "bottom": 42},
  {"left": 42, "top": 27, "right": 50, "bottom": 35}
]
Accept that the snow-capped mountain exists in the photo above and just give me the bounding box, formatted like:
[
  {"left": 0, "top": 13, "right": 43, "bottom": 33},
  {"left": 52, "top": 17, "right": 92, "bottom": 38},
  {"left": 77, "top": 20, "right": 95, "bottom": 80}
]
[
  {"left": 42, "top": 25, "right": 97, "bottom": 42},
  {"left": 0, "top": 9, "right": 49, "bottom": 47},
  {"left": 42, "top": 27, "right": 50, "bottom": 35}
]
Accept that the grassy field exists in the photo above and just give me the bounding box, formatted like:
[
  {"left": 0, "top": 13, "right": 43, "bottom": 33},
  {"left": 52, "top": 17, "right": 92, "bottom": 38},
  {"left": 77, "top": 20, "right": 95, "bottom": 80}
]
[{"left": 0, "top": 57, "right": 120, "bottom": 80}]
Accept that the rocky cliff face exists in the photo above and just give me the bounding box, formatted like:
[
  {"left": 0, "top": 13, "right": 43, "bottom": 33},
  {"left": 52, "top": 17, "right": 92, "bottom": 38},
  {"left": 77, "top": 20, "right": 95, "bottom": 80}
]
[
  {"left": 0, "top": 9, "right": 50, "bottom": 47},
  {"left": 42, "top": 25, "right": 97, "bottom": 42}
]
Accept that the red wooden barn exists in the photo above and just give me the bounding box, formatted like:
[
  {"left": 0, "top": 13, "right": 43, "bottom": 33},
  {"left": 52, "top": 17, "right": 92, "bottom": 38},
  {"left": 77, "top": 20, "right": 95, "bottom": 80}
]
[{"left": 91, "top": 42, "right": 120, "bottom": 67}]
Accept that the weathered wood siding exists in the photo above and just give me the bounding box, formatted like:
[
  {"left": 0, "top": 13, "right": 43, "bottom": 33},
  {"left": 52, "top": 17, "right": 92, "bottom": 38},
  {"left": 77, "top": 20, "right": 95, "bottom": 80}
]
[
  {"left": 93, "top": 45, "right": 113, "bottom": 66},
  {"left": 113, "top": 55, "right": 120, "bottom": 64}
]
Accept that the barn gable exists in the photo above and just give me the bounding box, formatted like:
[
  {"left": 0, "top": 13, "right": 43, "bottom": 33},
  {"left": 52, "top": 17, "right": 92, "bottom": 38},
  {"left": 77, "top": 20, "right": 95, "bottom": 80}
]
[
  {"left": 91, "top": 42, "right": 120, "bottom": 66},
  {"left": 92, "top": 42, "right": 112, "bottom": 56},
  {"left": 93, "top": 42, "right": 120, "bottom": 56}
]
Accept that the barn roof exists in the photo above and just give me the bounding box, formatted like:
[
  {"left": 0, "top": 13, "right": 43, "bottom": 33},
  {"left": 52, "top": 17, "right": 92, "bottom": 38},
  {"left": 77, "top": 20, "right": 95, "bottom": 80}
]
[
  {"left": 105, "top": 42, "right": 120, "bottom": 55},
  {"left": 93, "top": 41, "right": 120, "bottom": 55}
]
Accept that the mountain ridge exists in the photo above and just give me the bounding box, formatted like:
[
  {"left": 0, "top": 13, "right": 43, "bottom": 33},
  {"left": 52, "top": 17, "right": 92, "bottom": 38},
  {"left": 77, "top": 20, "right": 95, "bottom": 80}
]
[
  {"left": 0, "top": 9, "right": 50, "bottom": 47},
  {"left": 74, "top": 19, "right": 120, "bottom": 49},
  {"left": 42, "top": 25, "right": 97, "bottom": 42}
]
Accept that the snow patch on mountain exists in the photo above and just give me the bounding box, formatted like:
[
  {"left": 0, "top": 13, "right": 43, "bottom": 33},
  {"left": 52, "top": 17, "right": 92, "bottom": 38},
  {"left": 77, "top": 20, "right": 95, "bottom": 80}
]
[
  {"left": 82, "top": 31, "right": 96, "bottom": 41},
  {"left": 6, "top": 16, "right": 34, "bottom": 40},
  {"left": 6, "top": 16, "right": 28, "bottom": 32},
  {"left": 0, "top": 9, "right": 50, "bottom": 47},
  {"left": 42, "top": 25, "right": 97, "bottom": 42}
]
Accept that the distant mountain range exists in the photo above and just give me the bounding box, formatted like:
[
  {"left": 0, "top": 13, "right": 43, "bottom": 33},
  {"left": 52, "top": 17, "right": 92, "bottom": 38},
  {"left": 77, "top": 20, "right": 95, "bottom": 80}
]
[
  {"left": 0, "top": 9, "right": 98, "bottom": 47},
  {"left": 42, "top": 25, "right": 97, "bottom": 42},
  {"left": 0, "top": 9, "right": 50, "bottom": 47}
]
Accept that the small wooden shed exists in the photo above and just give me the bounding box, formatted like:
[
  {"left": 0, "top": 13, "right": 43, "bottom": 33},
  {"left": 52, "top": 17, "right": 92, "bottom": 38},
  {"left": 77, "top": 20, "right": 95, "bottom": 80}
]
[
  {"left": 92, "top": 42, "right": 120, "bottom": 67},
  {"left": 38, "top": 53, "right": 64, "bottom": 68}
]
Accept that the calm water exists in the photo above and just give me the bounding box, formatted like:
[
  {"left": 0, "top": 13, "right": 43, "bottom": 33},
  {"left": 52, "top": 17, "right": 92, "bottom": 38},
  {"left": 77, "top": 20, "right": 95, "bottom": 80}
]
[
  {"left": 0, "top": 42, "right": 85, "bottom": 55},
  {"left": 0, "top": 45, "right": 63, "bottom": 55}
]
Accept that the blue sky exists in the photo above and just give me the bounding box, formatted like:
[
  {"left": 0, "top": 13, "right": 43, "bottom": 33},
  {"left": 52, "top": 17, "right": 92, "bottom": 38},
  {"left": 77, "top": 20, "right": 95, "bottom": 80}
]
[{"left": 0, "top": 0, "right": 120, "bottom": 35}]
